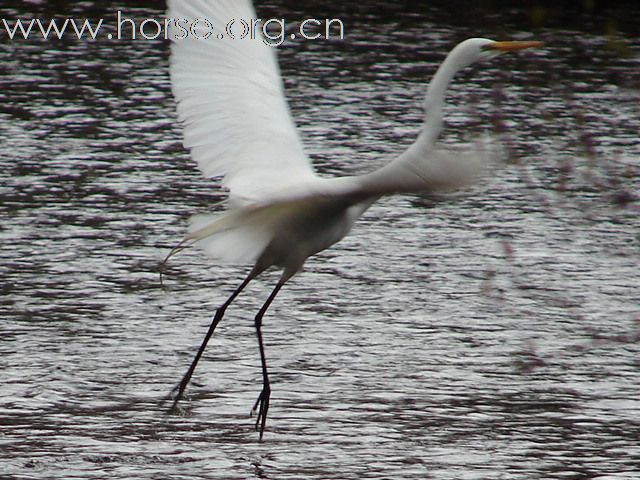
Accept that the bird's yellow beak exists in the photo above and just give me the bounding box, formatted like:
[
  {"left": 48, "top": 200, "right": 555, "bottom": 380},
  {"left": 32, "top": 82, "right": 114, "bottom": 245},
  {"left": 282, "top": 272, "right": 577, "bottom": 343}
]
[{"left": 489, "top": 40, "right": 544, "bottom": 52}]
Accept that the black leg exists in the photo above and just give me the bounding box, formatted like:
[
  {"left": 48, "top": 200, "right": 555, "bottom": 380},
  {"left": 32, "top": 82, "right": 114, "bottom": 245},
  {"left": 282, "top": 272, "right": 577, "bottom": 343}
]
[
  {"left": 251, "top": 280, "right": 284, "bottom": 441},
  {"left": 168, "top": 272, "right": 254, "bottom": 412}
]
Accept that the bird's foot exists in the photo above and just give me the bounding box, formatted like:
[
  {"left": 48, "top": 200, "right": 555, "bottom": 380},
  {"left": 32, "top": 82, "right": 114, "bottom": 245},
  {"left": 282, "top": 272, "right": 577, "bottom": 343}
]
[
  {"left": 166, "top": 397, "right": 186, "bottom": 415},
  {"left": 250, "top": 385, "right": 271, "bottom": 441},
  {"left": 163, "top": 382, "right": 188, "bottom": 415}
]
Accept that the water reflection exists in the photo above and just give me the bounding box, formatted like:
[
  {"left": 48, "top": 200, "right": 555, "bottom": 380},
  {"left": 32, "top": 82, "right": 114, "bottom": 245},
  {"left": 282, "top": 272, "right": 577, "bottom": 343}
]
[{"left": 1, "top": 0, "right": 639, "bottom": 479}]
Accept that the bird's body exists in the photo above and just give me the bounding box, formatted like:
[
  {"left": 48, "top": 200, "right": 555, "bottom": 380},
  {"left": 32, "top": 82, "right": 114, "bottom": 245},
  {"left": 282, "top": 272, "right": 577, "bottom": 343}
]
[
  {"left": 163, "top": 0, "right": 542, "bottom": 441},
  {"left": 184, "top": 176, "right": 375, "bottom": 280},
  {"left": 254, "top": 198, "right": 372, "bottom": 279}
]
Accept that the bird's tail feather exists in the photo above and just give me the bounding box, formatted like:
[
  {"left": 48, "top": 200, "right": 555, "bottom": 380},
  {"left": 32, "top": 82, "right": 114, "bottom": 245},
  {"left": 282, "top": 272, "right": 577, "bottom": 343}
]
[
  {"left": 186, "top": 208, "right": 273, "bottom": 264},
  {"left": 161, "top": 201, "right": 292, "bottom": 283}
]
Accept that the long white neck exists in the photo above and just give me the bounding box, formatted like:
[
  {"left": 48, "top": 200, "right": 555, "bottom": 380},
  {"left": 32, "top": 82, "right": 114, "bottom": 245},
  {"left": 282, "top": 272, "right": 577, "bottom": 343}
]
[
  {"left": 422, "top": 43, "right": 471, "bottom": 145},
  {"left": 354, "top": 41, "right": 487, "bottom": 197}
]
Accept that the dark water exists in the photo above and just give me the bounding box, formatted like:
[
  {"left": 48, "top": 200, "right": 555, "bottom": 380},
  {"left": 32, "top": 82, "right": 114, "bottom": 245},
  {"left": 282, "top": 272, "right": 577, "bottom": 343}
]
[{"left": 1, "top": 1, "right": 639, "bottom": 479}]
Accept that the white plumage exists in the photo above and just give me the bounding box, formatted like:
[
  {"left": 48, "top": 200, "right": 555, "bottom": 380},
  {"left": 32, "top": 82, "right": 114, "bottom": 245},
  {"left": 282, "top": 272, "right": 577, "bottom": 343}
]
[
  {"left": 168, "top": 0, "right": 315, "bottom": 208},
  {"left": 163, "top": 0, "right": 542, "bottom": 441}
]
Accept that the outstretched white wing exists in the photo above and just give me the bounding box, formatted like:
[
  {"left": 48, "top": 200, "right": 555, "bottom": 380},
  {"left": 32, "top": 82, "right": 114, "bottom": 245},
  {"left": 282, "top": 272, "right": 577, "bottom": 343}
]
[{"left": 167, "top": 0, "right": 317, "bottom": 206}]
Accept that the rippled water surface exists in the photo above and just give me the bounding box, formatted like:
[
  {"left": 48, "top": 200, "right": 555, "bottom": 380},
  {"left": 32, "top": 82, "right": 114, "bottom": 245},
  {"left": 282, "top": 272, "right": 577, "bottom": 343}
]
[{"left": 1, "top": 1, "right": 639, "bottom": 479}]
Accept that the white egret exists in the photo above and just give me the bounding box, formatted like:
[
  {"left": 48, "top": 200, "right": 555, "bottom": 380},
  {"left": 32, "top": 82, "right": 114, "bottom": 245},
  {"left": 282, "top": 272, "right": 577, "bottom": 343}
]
[{"left": 163, "top": 0, "right": 542, "bottom": 440}]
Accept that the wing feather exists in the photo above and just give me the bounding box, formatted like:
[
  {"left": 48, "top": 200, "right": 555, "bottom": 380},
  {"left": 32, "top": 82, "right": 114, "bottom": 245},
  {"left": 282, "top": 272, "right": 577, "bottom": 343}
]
[{"left": 167, "top": 0, "right": 317, "bottom": 206}]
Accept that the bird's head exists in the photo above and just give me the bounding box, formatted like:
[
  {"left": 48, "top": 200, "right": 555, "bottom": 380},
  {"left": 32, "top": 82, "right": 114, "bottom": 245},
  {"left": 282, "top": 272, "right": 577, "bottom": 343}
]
[
  {"left": 418, "top": 37, "right": 544, "bottom": 171},
  {"left": 451, "top": 38, "right": 544, "bottom": 69}
]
